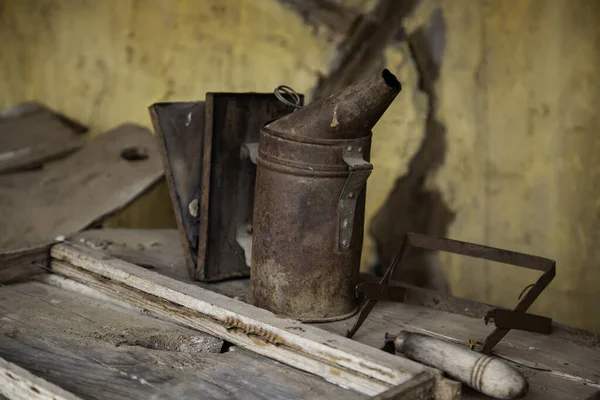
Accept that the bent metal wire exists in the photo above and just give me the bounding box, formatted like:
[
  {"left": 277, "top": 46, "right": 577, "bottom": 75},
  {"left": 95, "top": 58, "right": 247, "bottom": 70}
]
[{"left": 347, "top": 232, "right": 555, "bottom": 354}]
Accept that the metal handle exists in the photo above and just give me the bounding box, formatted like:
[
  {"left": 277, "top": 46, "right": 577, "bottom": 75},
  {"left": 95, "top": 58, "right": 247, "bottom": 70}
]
[{"left": 337, "top": 142, "right": 373, "bottom": 252}]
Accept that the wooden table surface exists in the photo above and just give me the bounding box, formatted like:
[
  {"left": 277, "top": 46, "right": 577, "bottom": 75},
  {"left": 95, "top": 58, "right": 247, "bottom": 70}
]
[{"left": 1, "top": 228, "right": 598, "bottom": 400}]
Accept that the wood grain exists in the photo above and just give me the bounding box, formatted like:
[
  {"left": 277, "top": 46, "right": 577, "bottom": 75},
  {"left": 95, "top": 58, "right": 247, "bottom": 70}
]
[
  {"left": 67, "top": 228, "right": 600, "bottom": 399},
  {"left": 0, "top": 124, "right": 163, "bottom": 251},
  {"left": 0, "top": 102, "right": 87, "bottom": 174},
  {"left": 0, "top": 280, "right": 356, "bottom": 400},
  {"left": 70, "top": 229, "right": 249, "bottom": 299},
  {"left": 390, "top": 331, "right": 527, "bottom": 399},
  {"left": 0, "top": 355, "right": 83, "bottom": 400},
  {"left": 49, "top": 242, "right": 444, "bottom": 398},
  {"left": 319, "top": 301, "right": 600, "bottom": 400},
  {"left": 0, "top": 242, "right": 52, "bottom": 284}
]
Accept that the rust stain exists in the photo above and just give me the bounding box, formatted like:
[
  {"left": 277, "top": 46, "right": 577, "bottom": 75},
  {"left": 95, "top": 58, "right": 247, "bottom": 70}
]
[
  {"left": 252, "top": 338, "right": 268, "bottom": 346},
  {"left": 224, "top": 316, "right": 301, "bottom": 349},
  {"left": 53, "top": 261, "right": 307, "bottom": 352},
  {"left": 317, "top": 351, "right": 352, "bottom": 364},
  {"left": 358, "top": 361, "right": 395, "bottom": 379},
  {"left": 47, "top": 260, "right": 411, "bottom": 392},
  {"left": 251, "top": 69, "right": 401, "bottom": 321}
]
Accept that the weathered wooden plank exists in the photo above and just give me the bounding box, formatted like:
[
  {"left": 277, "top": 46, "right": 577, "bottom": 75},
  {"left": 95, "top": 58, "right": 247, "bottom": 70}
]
[
  {"left": 0, "top": 124, "right": 164, "bottom": 251},
  {"left": 0, "top": 354, "right": 83, "bottom": 400},
  {"left": 319, "top": 301, "right": 600, "bottom": 400},
  {"left": 49, "top": 242, "right": 443, "bottom": 398},
  {"left": 69, "top": 229, "right": 600, "bottom": 399},
  {"left": 0, "top": 102, "right": 87, "bottom": 174},
  {"left": 70, "top": 229, "right": 249, "bottom": 299},
  {"left": 0, "top": 242, "right": 51, "bottom": 284},
  {"left": 0, "top": 280, "right": 359, "bottom": 400}
]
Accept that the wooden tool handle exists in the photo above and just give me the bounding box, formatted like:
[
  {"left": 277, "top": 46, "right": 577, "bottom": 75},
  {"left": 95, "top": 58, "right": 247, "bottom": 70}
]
[{"left": 388, "top": 331, "right": 528, "bottom": 400}]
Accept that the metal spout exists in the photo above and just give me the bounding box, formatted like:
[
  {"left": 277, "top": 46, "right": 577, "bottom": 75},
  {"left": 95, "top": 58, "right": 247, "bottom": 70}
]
[{"left": 266, "top": 69, "right": 401, "bottom": 140}]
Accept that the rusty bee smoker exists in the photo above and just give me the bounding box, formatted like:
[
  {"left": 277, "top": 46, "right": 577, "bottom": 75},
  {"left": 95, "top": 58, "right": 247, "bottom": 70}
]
[{"left": 250, "top": 69, "right": 402, "bottom": 321}]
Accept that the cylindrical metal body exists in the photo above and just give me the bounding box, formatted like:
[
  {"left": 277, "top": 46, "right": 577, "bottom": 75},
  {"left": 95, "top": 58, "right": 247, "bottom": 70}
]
[
  {"left": 390, "top": 331, "right": 528, "bottom": 399},
  {"left": 250, "top": 127, "right": 371, "bottom": 321},
  {"left": 250, "top": 69, "right": 401, "bottom": 321}
]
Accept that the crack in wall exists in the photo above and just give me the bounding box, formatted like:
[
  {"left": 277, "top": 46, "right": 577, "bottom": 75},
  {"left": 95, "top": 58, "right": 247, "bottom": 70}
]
[{"left": 370, "top": 9, "right": 455, "bottom": 293}]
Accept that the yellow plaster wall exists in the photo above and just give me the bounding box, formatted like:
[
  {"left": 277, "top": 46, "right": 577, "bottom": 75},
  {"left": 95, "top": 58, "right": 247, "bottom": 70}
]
[
  {"left": 431, "top": 0, "right": 600, "bottom": 332},
  {"left": 0, "top": 0, "right": 335, "bottom": 228},
  {"left": 1, "top": 0, "right": 599, "bottom": 332}
]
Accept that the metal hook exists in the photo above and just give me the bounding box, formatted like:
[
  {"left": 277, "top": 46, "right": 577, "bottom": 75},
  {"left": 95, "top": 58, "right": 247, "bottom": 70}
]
[
  {"left": 518, "top": 283, "right": 535, "bottom": 300},
  {"left": 274, "top": 85, "right": 302, "bottom": 109}
]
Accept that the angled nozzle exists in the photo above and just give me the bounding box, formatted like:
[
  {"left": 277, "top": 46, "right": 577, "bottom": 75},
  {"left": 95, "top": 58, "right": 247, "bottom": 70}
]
[{"left": 266, "top": 69, "right": 401, "bottom": 140}]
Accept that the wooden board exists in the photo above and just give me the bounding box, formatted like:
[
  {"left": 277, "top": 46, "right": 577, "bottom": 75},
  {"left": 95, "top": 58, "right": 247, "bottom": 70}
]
[
  {"left": 0, "top": 354, "right": 83, "bottom": 400},
  {"left": 70, "top": 229, "right": 249, "bottom": 299},
  {"left": 0, "top": 102, "right": 87, "bottom": 174},
  {"left": 0, "top": 124, "right": 163, "bottom": 252},
  {"left": 0, "top": 279, "right": 359, "bottom": 400},
  {"left": 197, "top": 93, "right": 302, "bottom": 282},
  {"left": 0, "top": 242, "right": 52, "bottom": 284},
  {"left": 70, "top": 229, "right": 600, "bottom": 399},
  {"left": 49, "top": 242, "right": 443, "bottom": 398},
  {"left": 318, "top": 302, "right": 600, "bottom": 400}
]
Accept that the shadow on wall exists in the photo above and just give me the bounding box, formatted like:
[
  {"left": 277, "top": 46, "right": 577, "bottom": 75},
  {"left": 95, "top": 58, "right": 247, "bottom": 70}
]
[{"left": 371, "top": 9, "right": 455, "bottom": 293}]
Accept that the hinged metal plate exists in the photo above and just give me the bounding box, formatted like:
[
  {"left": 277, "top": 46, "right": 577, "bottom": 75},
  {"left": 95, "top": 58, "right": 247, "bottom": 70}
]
[{"left": 150, "top": 94, "right": 302, "bottom": 282}]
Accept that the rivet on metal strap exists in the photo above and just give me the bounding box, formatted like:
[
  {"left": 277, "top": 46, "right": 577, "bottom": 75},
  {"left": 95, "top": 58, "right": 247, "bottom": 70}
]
[{"left": 337, "top": 140, "right": 373, "bottom": 252}]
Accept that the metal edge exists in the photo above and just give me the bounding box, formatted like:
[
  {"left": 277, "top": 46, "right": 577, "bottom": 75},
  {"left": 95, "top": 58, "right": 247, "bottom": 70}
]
[
  {"left": 195, "top": 95, "right": 215, "bottom": 282},
  {"left": 148, "top": 103, "right": 198, "bottom": 279}
]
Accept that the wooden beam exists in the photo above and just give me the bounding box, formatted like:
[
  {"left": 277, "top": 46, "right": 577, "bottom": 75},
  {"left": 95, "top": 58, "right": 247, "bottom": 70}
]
[
  {"left": 49, "top": 242, "right": 449, "bottom": 398},
  {"left": 0, "top": 355, "right": 83, "bottom": 400},
  {"left": 0, "top": 243, "right": 52, "bottom": 284},
  {"left": 0, "top": 124, "right": 164, "bottom": 251},
  {"left": 1, "top": 279, "right": 356, "bottom": 400}
]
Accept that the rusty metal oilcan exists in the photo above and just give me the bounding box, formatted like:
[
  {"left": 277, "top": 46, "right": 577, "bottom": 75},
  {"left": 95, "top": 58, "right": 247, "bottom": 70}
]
[{"left": 250, "top": 69, "right": 402, "bottom": 321}]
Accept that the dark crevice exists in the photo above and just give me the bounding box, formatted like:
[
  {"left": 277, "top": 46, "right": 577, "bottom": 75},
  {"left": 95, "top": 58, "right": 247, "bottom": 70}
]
[
  {"left": 370, "top": 9, "right": 455, "bottom": 294},
  {"left": 220, "top": 340, "right": 235, "bottom": 353},
  {"left": 382, "top": 68, "right": 402, "bottom": 90}
]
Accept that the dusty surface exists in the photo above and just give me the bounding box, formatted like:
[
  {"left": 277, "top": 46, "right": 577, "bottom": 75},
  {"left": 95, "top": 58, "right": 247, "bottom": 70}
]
[
  {"left": 0, "top": 124, "right": 163, "bottom": 252},
  {"left": 1, "top": 0, "right": 599, "bottom": 333},
  {"left": 0, "top": 280, "right": 224, "bottom": 355},
  {"left": 55, "top": 230, "right": 600, "bottom": 399},
  {"left": 0, "top": 278, "right": 359, "bottom": 399},
  {"left": 71, "top": 229, "right": 250, "bottom": 299}
]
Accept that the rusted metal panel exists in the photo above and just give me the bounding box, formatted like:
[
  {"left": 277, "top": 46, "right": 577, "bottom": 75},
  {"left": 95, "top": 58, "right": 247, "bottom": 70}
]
[
  {"left": 150, "top": 102, "right": 206, "bottom": 277},
  {"left": 250, "top": 70, "right": 402, "bottom": 321},
  {"left": 150, "top": 94, "right": 301, "bottom": 282}
]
